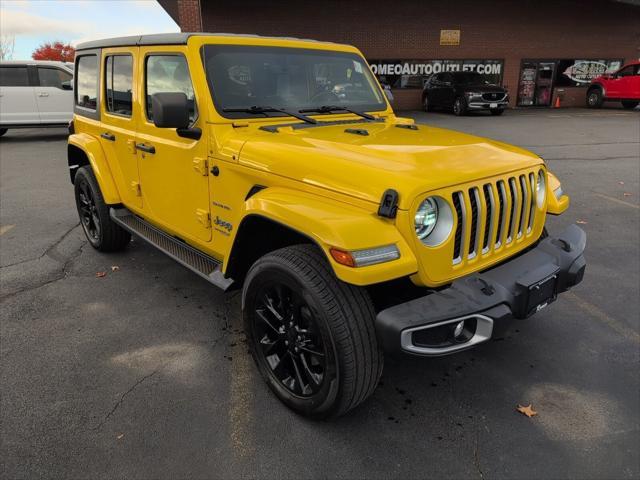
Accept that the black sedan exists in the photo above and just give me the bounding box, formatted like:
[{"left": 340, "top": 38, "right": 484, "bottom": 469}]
[{"left": 422, "top": 72, "right": 509, "bottom": 116}]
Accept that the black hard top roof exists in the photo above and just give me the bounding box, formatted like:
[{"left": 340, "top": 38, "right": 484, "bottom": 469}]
[{"left": 75, "top": 32, "right": 332, "bottom": 51}]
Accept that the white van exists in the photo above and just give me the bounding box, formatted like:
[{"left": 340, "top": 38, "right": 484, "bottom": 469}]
[{"left": 0, "top": 60, "right": 74, "bottom": 137}]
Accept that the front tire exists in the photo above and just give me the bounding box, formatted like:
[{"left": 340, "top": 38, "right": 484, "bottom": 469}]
[
  {"left": 242, "top": 244, "right": 383, "bottom": 418},
  {"left": 74, "top": 166, "right": 131, "bottom": 252},
  {"left": 586, "top": 88, "right": 603, "bottom": 108},
  {"left": 453, "top": 96, "right": 467, "bottom": 116},
  {"left": 622, "top": 101, "right": 639, "bottom": 110}
]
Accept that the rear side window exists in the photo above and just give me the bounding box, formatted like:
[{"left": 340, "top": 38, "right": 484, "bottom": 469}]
[
  {"left": 76, "top": 55, "right": 98, "bottom": 110},
  {"left": 0, "top": 66, "right": 29, "bottom": 86},
  {"left": 617, "top": 66, "right": 635, "bottom": 78},
  {"left": 37, "top": 67, "right": 72, "bottom": 89},
  {"left": 105, "top": 55, "right": 133, "bottom": 117},
  {"left": 145, "top": 55, "right": 197, "bottom": 122}
]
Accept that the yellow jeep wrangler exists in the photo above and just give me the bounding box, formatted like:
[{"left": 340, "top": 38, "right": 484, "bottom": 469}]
[{"left": 68, "top": 33, "right": 586, "bottom": 418}]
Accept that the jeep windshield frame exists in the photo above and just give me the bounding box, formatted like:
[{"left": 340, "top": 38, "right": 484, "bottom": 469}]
[{"left": 201, "top": 44, "right": 387, "bottom": 120}]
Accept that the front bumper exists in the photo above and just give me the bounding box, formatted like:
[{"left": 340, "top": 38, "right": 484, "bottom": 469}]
[
  {"left": 467, "top": 100, "right": 509, "bottom": 110},
  {"left": 376, "top": 225, "right": 586, "bottom": 356}
]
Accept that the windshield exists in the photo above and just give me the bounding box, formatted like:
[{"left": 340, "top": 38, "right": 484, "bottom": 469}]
[
  {"left": 202, "top": 45, "right": 387, "bottom": 118},
  {"left": 453, "top": 72, "right": 490, "bottom": 85}
]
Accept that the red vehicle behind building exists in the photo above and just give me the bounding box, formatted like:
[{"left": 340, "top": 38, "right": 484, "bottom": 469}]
[{"left": 587, "top": 61, "right": 640, "bottom": 109}]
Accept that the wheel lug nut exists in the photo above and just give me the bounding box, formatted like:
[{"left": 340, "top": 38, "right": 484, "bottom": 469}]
[
  {"left": 284, "top": 340, "right": 289, "bottom": 345},
  {"left": 294, "top": 347, "right": 299, "bottom": 352}
]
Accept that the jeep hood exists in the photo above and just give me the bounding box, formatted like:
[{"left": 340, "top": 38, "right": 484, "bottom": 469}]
[{"left": 236, "top": 119, "right": 543, "bottom": 210}]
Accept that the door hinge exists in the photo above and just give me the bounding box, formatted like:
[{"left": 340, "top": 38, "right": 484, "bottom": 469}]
[
  {"left": 193, "top": 157, "right": 208, "bottom": 176},
  {"left": 131, "top": 181, "right": 141, "bottom": 196},
  {"left": 195, "top": 209, "right": 211, "bottom": 228}
]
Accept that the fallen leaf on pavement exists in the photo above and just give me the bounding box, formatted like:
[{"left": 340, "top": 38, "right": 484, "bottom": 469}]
[
  {"left": 576, "top": 220, "right": 588, "bottom": 224},
  {"left": 116, "top": 433, "right": 124, "bottom": 440},
  {"left": 96, "top": 271, "right": 107, "bottom": 278},
  {"left": 516, "top": 404, "right": 538, "bottom": 418},
  {"left": 618, "top": 181, "right": 625, "bottom": 185},
  {"left": 623, "top": 193, "right": 632, "bottom": 197},
  {"left": 111, "top": 265, "right": 120, "bottom": 272}
]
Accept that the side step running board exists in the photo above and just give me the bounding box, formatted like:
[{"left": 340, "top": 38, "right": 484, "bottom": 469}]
[{"left": 110, "top": 207, "right": 234, "bottom": 291}]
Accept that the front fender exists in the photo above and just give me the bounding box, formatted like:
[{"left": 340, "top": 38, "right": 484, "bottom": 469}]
[
  {"left": 242, "top": 187, "right": 418, "bottom": 286},
  {"left": 68, "top": 133, "right": 121, "bottom": 205}
]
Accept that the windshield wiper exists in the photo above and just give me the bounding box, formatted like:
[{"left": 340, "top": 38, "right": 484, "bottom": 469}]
[
  {"left": 299, "top": 105, "right": 375, "bottom": 121},
  {"left": 222, "top": 106, "right": 317, "bottom": 124}
]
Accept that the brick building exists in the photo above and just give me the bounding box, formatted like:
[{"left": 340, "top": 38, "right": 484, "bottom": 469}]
[{"left": 158, "top": 0, "right": 640, "bottom": 109}]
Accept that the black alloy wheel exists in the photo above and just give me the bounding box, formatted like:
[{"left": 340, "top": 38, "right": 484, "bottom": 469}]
[
  {"left": 73, "top": 166, "right": 130, "bottom": 251},
  {"left": 77, "top": 176, "right": 101, "bottom": 243},
  {"left": 243, "top": 245, "right": 382, "bottom": 418},
  {"left": 453, "top": 96, "right": 467, "bottom": 116},
  {"left": 253, "top": 281, "right": 327, "bottom": 397}
]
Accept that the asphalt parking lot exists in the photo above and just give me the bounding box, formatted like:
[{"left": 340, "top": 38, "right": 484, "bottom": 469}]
[{"left": 1, "top": 108, "right": 639, "bottom": 479}]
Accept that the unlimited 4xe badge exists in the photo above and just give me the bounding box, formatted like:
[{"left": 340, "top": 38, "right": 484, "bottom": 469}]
[{"left": 214, "top": 216, "right": 233, "bottom": 232}]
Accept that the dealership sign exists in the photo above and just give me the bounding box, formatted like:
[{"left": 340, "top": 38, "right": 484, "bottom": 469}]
[
  {"left": 368, "top": 59, "right": 504, "bottom": 88},
  {"left": 562, "top": 60, "right": 616, "bottom": 84}
]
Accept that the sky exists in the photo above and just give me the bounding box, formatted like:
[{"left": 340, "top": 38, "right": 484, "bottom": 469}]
[{"left": 0, "top": 0, "right": 179, "bottom": 60}]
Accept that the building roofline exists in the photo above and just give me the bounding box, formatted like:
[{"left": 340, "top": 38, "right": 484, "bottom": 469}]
[{"left": 75, "top": 32, "right": 343, "bottom": 51}]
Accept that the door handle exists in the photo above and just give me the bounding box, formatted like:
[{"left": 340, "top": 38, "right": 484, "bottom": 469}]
[
  {"left": 37, "top": 92, "right": 49, "bottom": 97},
  {"left": 135, "top": 143, "right": 155, "bottom": 154},
  {"left": 100, "top": 132, "right": 115, "bottom": 141}
]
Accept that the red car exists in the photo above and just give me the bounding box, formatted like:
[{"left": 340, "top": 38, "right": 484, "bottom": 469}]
[{"left": 587, "top": 61, "right": 639, "bottom": 109}]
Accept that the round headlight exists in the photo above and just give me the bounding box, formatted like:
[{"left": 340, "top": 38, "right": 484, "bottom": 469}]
[
  {"left": 415, "top": 197, "right": 438, "bottom": 240},
  {"left": 536, "top": 170, "right": 546, "bottom": 208}
]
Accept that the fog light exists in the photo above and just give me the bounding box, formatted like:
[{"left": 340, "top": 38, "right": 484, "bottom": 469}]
[{"left": 453, "top": 320, "right": 465, "bottom": 338}]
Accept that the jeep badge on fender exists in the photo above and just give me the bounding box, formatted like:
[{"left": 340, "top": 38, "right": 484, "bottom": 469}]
[{"left": 68, "top": 33, "right": 586, "bottom": 418}]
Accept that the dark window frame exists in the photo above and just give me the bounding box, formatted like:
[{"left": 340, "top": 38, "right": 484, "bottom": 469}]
[
  {"left": 74, "top": 49, "right": 101, "bottom": 120},
  {"left": 104, "top": 53, "right": 134, "bottom": 119},
  {"left": 143, "top": 51, "right": 198, "bottom": 125}
]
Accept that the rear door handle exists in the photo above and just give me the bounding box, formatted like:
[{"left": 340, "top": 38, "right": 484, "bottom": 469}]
[
  {"left": 100, "top": 132, "right": 115, "bottom": 141},
  {"left": 135, "top": 143, "right": 155, "bottom": 154}
]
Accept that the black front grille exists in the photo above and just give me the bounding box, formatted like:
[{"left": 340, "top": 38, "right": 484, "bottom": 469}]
[
  {"left": 449, "top": 171, "right": 541, "bottom": 265},
  {"left": 452, "top": 193, "right": 463, "bottom": 261},
  {"left": 468, "top": 188, "right": 478, "bottom": 255},
  {"left": 482, "top": 92, "right": 504, "bottom": 101}
]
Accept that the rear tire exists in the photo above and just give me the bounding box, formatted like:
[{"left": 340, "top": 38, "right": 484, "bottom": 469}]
[
  {"left": 243, "top": 244, "right": 383, "bottom": 418},
  {"left": 453, "top": 96, "right": 467, "bottom": 116},
  {"left": 74, "top": 166, "right": 131, "bottom": 252},
  {"left": 0, "top": 128, "right": 7, "bottom": 137},
  {"left": 622, "top": 101, "right": 639, "bottom": 110},
  {"left": 490, "top": 109, "right": 504, "bottom": 116},
  {"left": 586, "top": 88, "right": 603, "bottom": 108}
]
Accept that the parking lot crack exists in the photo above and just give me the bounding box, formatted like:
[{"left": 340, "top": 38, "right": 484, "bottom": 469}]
[
  {"left": 0, "top": 238, "right": 87, "bottom": 300},
  {"left": 474, "top": 419, "right": 486, "bottom": 480},
  {"left": 1, "top": 223, "right": 80, "bottom": 268},
  {"left": 93, "top": 369, "right": 159, "bottom": 431}
]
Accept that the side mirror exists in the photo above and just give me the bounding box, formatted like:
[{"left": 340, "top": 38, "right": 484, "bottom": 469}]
[
  {"left": 61, "top": 80, "right": 73, "bottom": 91},
  {"left": 151, "top": 92, "right": 190, "bottom": 129}
]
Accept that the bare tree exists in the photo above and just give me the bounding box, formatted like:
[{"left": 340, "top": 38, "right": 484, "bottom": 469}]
[{"left": 0, "top": 35, "right": 16, "bottom": 60}]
